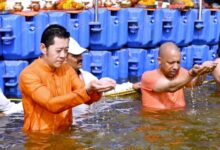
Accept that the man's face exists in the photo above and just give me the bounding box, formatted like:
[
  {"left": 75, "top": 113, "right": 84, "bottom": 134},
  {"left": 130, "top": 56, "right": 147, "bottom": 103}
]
[
  {"left": 67, "top": 53, "right": 83, "bottom": 71},
  {"left": 41, "top": 37, "right": 69, "bottom": 69},
  {"left": 158, "top": 50, "right": 181, "bottom": 79}
]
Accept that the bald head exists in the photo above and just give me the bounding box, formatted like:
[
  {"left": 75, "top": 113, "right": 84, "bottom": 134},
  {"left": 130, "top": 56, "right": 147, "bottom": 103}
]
[
  {"left": 159, "top": 42, "right": 180, "bottom": 58},
  {"left": 158, "top": 42, "right": 181, "bottom": 79}
]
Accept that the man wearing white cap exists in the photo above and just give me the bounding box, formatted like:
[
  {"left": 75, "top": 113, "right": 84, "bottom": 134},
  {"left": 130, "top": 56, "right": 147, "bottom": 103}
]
[
  {"left": 67, "top": 37, "right": 98, "bottom": 86},
  {"left": 67, "top": 37, "right": 117, "bottom": 118},
  {"left": 67, "top": 37, "right": 141, "bottom": 119}
]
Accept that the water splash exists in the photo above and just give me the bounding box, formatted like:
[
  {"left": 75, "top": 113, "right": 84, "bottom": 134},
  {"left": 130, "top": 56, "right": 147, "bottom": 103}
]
[{"left": 190, "top": 86, "right": 196, "bottom": 112}]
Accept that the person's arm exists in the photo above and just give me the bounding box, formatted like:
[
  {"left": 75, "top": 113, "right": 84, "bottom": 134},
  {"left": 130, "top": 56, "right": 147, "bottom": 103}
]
[
  {"left": 19, "top": 71, "right": 91, "bottom": 114},
  {"left": 153, "top": 68, "right": 194, "bottom": 93},
  {"left": 154, "top": 61, "right": 217, "bottom": 93},
  {"left": 212, "top": 58, "right": 220, "bottom": 84},
  {"left": 132, "top": 82, "right": 141, "bottom": 91}
]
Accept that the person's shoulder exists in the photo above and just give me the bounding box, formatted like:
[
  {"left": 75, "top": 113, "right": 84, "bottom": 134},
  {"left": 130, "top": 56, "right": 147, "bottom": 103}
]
[
  {"left": 19, "top": 59, "right": 41, "bottom": 83},
  {"left": 20, "top": 59, "right": 38, "bottom": 75},
  {"left": 179, "top": 67, "right": 189, "bottom": 74},
  {"left": 61, "top": 63, "right": 78, "bottom": 76},
  {"left": 80, "top": 69, "right": 92, "bottom": 75},
  {"left": 215, "top": 58, "right": 220, "bottom": 63},
  {"left": 141, "top": 69, "right": 158, "bottom": 84},
  {"left": 80, "top": 69, "right": 97, "bottom": 79},
  {"left": 142, "top": 69, "right": 157, "bottom": 77},
  {"left": 61, "top": 63, "right": 72, "bottom": 71}
]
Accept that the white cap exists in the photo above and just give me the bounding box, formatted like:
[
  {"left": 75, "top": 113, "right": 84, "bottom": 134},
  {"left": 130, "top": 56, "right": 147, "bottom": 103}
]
[{"left": 68, "top": 37, "right": 87, "bottom": 55}]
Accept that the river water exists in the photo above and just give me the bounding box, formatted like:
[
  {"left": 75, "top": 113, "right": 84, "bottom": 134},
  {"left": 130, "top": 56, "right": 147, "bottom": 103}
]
[{"left": 0, "top": 82, "right": 220, "bottom": 149}]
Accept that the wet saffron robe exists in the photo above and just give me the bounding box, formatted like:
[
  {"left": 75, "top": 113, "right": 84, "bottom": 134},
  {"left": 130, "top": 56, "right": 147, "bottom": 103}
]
[
  {"left": 19, "top": 58, "right": 101, "bottom": 132},
  {"left": 141, "top": 68, "right": 186, "bottom": 109}
]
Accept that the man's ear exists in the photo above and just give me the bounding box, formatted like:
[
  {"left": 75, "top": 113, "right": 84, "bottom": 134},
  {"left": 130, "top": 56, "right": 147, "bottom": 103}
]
[
  {"left": 158, "top": 57, "right": 161, "bottom": 65},
  {"left": 40, "top": 43, "right": 47, "bottom": 55}
]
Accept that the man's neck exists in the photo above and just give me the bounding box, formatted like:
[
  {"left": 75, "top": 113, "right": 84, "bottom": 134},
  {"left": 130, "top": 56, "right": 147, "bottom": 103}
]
[
  {"left": 40, "top": 56, "right": 56, "bottom": 72},
  {"left": 76, "top": 69, "right": 81, "bottom": 76}
]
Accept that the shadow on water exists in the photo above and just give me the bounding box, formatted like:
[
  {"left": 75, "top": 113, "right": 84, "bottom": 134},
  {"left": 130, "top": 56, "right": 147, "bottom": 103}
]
[{"left": 1, "top": 83, "right": 220, "bottom": 149}]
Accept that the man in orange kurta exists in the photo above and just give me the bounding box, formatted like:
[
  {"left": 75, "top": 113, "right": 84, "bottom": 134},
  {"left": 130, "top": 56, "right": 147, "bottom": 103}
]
[
  {"left": 19, "top": 25, "right": 116, "bottom": 133},
  {"left": 141, "top": 42, "right": 217, "bottom": 110}
]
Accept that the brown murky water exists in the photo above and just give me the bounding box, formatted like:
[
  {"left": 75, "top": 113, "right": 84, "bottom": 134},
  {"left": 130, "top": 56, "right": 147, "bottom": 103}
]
[{"left": 0, "top": 82, "right": 220, "bottom": 150}]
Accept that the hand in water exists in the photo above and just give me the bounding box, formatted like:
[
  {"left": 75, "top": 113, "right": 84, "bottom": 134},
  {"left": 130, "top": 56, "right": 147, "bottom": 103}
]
[
  {"left": 201, "top": 61, "right": 217, "bottom": 73},
  {"left": 132, "top": 82, "right": 141, "bottom": 91},
  {"left": 189, "top": 64, "right": 202, "bottom": 77},
  {"left": 190, "top": 61, "right": 217, "bottom": 76},
  {"left": 86, "top": 78, "right": 116, "bottom": 94}
]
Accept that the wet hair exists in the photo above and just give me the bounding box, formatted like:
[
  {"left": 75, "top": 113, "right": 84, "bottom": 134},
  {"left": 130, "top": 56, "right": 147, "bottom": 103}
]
[{"left": 41, "top": 24, "right": 70, "bottom": 48}]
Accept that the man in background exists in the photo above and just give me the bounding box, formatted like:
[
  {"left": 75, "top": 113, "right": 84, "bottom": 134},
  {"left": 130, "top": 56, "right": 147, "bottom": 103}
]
[
  {"left": 67, "top": 37, "right": 141, "bottom": 117},
  {"left": 0, "top": 88, "right": 23, "bottom": 115}
]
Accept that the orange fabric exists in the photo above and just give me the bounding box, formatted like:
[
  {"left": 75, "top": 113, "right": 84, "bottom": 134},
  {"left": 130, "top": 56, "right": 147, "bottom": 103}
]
[
  {"left": 141, "top": 68, "right": 186, "bottom": 109},
  {"left": 19, "top": 58, "right": 101, "bottom": 133}
]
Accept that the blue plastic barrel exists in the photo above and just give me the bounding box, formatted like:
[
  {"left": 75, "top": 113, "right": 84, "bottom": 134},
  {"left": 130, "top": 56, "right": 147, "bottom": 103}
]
[
  {"left": 127, "top": 48, "right": 146, "bottom": 82},
  {"left": 0, "top": 15, "right": 16, "bottom": 59},
  {"left": 191, "top": 9, "right": 210, "bottom": 45},
  {"left": 0, "top": 39, "right": 2, "bottom": 57},
  {"left": 82, "top": 52, "right": 92, "bottom": 72},
  {"left": 160, "top": 9, "right": 194, "bottom": 46},
  {"left": 180, "top": 46, "right": 193, "bottom": 69},
  {"left": 1, "top": 14, "right": 47, "bottom": 59},
  {"left": 148, "top": 9, "right": 163, "bottom": 47},
  {"left": 208, "top": 10, "right": 220, "bottom": 45},
  {"left": 177, "top": 10, "right": 194, "bottom": 46},
  {"left": 3, "top": 60, "right": 28, "bottom": 98},
  {"left": 0, "top": 61, "right": 5, "bottom": 91},
  {"left": 67, "top": 10, "right": 90, "bottom": 48},
  {"left": 127, "top": 8, "right": 151, "bottom": 48},
  {"left": 109, "top": 49, "right": 128, "bottom": 83},
  {"left": 88, "top": 51, "right": 111, "bottom": 79},
  {"left": 192, "top": 45, "right": 209, "bottom": 65},
  {"left": 89, "top": 8, "right": 128, "bottom": 50},
  {"left": 108, "top": 51, "right": 120, "bottom": 82},
  {"left": 143, "top": 48, "right": 159, "bottom": 72},
  {"left": 161, "top": 9, "right": 179, "bottom": 44},
  {"left": 47, "top": 11, "right": 69, "bottom": 28},
  {"left": 152, "top": 47, "right": 159, "bottom": 68},
  {"left": 208, "top": 44, "right": 218, "bottom": 61}
]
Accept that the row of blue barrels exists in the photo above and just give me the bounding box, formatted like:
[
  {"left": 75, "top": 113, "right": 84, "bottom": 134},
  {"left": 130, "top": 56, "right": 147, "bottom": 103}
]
[
  {"left": 0, "top": 60, "right": 28, "bottom": 98},
  {"left": 83, "top": 44, "right": 218, "bottom": 82},
  {"left": 0, "top": 45, "right": 217, "bottom": 98},
  {"left": 0, "top": 8, "right": 220, "bottom": 60}
]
